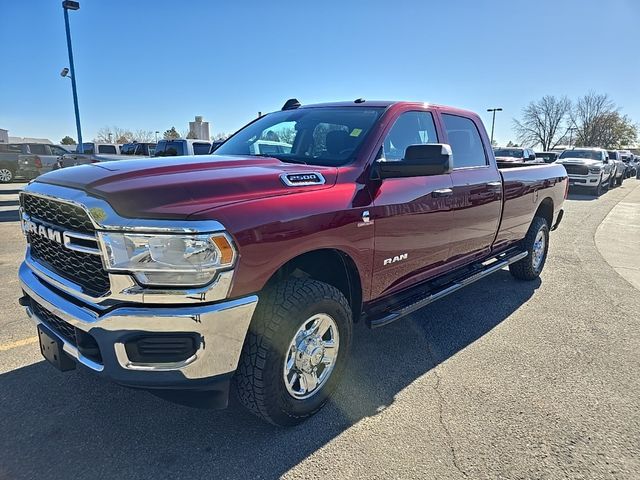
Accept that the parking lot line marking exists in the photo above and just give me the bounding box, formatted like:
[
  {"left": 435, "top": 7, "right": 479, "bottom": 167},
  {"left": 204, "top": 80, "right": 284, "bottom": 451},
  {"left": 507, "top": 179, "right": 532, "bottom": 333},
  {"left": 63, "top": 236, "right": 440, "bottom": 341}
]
[{"left": 0, "top": 336, "right": 38, "bottom": 352}]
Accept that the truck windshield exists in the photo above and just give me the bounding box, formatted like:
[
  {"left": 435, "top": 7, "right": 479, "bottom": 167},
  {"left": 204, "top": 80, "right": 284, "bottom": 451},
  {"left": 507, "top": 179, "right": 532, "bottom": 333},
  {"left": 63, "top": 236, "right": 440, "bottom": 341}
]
[
  {"left": 494, "top": 148, "right": 524, "bottom": 158},
  {"left": 214, "top": 107, "right": 384, "bottom": 166},
  {"left": 559, "top": 150, "right": 601, "bottom": 160}
]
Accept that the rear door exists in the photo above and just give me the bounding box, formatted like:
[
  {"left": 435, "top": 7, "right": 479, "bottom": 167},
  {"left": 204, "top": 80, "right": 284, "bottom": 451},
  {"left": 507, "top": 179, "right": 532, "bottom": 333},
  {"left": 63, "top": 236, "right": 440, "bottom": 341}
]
[
  {"left": 442, "top": 113, "right": 503, "bottom": 267},
  {"left": 370, "top": 109, "right": 455, "bottom": 298}
]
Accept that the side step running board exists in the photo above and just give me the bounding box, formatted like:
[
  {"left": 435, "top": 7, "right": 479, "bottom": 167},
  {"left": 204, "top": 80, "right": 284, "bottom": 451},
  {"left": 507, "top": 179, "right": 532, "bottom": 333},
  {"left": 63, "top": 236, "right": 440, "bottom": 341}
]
[{"left": 367, "top": 249, "right": 528, "bottom": 329}]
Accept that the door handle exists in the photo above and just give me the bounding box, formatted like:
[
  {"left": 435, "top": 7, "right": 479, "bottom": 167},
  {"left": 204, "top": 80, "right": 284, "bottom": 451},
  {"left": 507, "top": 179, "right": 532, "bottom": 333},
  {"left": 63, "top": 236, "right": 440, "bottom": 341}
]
[
  {"left": 432, "top": 188, "right": 453, "bottom": 198},
  {"left": 487, "top": 181, "right": 502, "bottom": 187}
]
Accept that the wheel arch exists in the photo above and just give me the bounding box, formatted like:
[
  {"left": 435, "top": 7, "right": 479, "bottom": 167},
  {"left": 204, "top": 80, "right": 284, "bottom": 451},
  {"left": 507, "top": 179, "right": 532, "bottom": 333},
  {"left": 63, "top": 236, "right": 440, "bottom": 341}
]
[
  {"left": 264, "top": 248, "right": 363, "bottom": 321},
  {"left": 534, "top": 197, "right": 554, "bottom": 228}
]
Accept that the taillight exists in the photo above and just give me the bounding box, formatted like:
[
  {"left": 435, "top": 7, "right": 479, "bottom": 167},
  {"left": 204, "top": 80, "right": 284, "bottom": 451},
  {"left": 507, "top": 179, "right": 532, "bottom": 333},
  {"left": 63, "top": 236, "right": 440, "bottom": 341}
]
[{"left": 34, "top": 156, "right": 42, "bottom": 169}]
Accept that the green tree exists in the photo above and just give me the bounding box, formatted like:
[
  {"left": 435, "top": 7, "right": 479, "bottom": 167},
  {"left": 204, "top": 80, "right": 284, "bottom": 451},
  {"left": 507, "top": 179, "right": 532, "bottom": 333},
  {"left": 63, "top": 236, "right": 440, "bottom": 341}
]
[
  {"left": 163, "top": 127, "right": 180, "bottom": 140},
  {"left": 60, "top": 136, "right": 76, "bottom": 145}
]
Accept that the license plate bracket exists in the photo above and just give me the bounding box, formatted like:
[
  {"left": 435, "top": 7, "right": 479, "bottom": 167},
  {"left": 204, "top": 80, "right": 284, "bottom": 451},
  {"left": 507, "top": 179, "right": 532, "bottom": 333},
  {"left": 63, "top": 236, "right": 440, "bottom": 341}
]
[{"left": 37, "top": 324, "right": 76, "bottom": 371}]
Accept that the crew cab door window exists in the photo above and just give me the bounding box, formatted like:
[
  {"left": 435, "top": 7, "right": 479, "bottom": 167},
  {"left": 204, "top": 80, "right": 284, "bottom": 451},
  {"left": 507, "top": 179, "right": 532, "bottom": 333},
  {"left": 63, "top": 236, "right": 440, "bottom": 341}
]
[
  {"left": 442, "top": 114, "right": 488, "bottom": 169},
  {"left": 382, "top": 111, "right": 438, "bottom": 161},
  {"left": 28, "top": 144, "right": 49, "bottom": 155}
]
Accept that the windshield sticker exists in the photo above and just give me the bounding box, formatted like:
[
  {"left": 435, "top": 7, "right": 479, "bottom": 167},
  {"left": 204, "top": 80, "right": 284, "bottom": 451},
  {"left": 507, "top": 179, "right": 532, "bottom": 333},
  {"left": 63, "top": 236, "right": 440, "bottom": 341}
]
[{"left": 350, "top": 128, "right": 363, "bottom": 137}]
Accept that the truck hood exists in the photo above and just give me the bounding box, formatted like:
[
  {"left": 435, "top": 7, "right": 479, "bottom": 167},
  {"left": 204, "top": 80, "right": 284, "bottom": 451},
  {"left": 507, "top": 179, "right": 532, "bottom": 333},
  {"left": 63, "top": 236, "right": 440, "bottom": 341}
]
[
  {"left": 556, "top": 158, "right": 602, "bottom": 167},
  {"left": 35, "top": 155, "right": 338, "bottom": 219}
]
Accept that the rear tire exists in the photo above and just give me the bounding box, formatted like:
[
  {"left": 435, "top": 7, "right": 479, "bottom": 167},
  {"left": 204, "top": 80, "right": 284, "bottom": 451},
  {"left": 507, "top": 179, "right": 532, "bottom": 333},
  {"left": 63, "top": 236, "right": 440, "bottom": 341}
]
[
  {"left": 617, "top": 175, "right": 623, "bottom": 186},
  {"left": 235, "top": 278, "right": 352, "bottom": 426},
  {"left": 509, "top": 216, "right": 549, "bottom": 281}
]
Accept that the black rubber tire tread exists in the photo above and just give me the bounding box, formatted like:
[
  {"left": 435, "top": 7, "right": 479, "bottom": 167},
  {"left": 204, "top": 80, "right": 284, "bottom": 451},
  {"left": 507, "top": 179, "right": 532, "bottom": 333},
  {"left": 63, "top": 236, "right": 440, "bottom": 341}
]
[
  {"left": 235, "top": 278, "right": 352, "bottom": 426},
  {"left": 592, "top": 177, "right": 603, "bottom": 197},
  {"left": 509, "top": 216, "right": 549, "bottom": 281}
]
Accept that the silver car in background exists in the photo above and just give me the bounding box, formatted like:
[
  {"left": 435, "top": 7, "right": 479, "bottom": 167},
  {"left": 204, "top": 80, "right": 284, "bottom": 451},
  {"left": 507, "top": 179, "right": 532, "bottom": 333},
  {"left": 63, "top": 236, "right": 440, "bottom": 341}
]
[{"left": 607, "top": 150, "right": 626, "bottom": 187}]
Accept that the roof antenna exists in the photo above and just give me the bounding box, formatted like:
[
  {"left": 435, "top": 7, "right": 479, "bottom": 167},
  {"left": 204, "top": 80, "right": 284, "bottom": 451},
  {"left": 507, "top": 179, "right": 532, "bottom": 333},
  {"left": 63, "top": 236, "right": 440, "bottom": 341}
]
[
  {"left": 354, "top": 98, "right": 365, "bottom": 103},
  {"left": 282, "top": 98, "right": 301, "bottom": 110}
]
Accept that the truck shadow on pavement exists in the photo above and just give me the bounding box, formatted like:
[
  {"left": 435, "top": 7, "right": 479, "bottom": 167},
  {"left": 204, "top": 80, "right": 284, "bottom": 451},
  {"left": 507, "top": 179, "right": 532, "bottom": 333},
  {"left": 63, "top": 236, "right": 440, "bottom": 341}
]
[{"left": 0, "top": 270, "right": 540, "bottom": 480}]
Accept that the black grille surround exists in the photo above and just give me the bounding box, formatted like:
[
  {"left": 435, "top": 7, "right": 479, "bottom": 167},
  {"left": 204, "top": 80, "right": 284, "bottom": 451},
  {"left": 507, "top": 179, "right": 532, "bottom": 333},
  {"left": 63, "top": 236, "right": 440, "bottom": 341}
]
[
  {"left": 30, "top": 299, "right": 102, "bottom": 363},
  {"left": 28, "top": 233, "right": 110, "bottom": 297},
  {"left": 31, "top": 301, "right": 77, "bottom": 345},
  {"left": 563, "top": 164, "right": 590, "bottom": 176},
  {"left": 21, "top": 193, "right": 95, "bottom": 234},
  {"left": 22, "top": 193, "right": 111, "bottom": 297}
]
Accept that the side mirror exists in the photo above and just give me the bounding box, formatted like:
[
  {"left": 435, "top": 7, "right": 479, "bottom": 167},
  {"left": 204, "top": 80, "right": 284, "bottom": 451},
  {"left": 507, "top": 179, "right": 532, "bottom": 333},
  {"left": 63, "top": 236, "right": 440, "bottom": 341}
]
[
  {"left": 378, "top": 144, "right": 453, "bottom": 179},
  {"left": 603, "top": 158, "right": 609, "bottom": 164},
  {"left": 528, "top": 154, "right": 536, "bottom": 161}
]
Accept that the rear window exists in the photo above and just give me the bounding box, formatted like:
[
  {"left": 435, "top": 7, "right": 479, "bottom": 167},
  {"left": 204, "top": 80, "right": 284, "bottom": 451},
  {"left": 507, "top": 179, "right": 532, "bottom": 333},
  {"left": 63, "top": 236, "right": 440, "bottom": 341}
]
[
  {"left": 97, "top": 145, "right": 117, "bottom": 154},
  {"left": 154, "top": 141, "right": 185, "bottom": 157},
  {"left": 494, "top": 148, "right": 524, "bottom": 158},
  {"left": 607, "top": 151, "right": 618, "bottom": 160},
  {"left": 0, "top": 144, "right": 24, "bottom": 153},
  {"left": 193, "top": 142, "right": 211, "bottom": 155}
]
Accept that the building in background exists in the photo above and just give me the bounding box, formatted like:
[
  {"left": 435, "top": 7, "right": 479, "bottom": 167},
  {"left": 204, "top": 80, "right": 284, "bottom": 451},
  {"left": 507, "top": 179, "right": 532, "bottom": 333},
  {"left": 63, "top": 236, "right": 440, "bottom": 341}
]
[
  {"left": 0, "top": 129, "right": 8, "bottom": 143},
  {"left": 8, "top": 136, "right": 52, "bottom": 144},
  {"left": 188, "top": 116, "right": 210, "bottom": 140}
]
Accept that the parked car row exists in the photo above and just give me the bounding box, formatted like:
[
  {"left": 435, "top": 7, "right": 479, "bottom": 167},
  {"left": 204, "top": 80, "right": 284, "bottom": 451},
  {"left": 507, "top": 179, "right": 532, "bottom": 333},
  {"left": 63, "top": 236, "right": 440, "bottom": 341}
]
[{"left": 492, "top": 145, "right": 640, "bottom": 197}]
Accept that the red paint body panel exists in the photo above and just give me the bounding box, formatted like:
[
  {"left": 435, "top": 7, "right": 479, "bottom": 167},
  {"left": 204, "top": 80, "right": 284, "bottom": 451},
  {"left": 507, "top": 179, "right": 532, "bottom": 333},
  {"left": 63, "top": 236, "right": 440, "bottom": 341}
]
[{"left": 34, "top": 101, "right": 568, "bottom": 307}]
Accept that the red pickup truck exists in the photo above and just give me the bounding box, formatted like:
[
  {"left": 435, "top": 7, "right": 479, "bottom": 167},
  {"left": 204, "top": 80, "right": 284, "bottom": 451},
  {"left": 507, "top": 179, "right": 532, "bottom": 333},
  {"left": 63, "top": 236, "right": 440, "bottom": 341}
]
[{"left": 18, "top": 100, "right": 567, "bottom": 425}]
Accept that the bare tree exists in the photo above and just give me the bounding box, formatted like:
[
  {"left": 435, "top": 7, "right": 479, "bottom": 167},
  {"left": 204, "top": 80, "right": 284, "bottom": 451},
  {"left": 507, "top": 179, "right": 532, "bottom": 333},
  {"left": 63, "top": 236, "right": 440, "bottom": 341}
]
[
  {"left": 513, "top": 95, "right": 572, "bottom": 151},
  {"left": 211, "top": 132, "right": 229, "bottom": 141},
  {"left": 572, "top": 92, "right": 616, "bottom": 147},
  {"left": 186, "top": 130, "right": 198, "bottom": 139},
  {"left": 132, "top": 130, "right": 156, "bottom": 142}
]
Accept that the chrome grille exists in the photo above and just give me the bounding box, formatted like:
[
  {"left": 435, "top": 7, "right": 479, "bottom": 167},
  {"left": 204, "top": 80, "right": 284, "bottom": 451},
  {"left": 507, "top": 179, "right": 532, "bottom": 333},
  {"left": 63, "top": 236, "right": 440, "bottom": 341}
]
[
  {"left": 21, "top": 193, "right": 110, "bottom": 297},
  {"left": 21, "top": 193, "right": 95, "bottom": 234}
]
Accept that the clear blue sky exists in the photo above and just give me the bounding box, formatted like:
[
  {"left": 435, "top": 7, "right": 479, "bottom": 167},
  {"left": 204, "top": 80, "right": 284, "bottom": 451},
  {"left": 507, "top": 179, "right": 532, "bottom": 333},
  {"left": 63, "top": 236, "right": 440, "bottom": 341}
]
[{"left": 1, "top": 0, "right": 639, "bottom": 146}]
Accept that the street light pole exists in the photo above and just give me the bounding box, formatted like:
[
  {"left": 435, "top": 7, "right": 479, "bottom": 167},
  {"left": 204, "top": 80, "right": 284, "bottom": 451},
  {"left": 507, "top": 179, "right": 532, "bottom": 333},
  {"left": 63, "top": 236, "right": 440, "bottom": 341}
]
[
  {"left": 62, "top": 1, "right": 83, "bottom": 153},
  {"left": 487, "top": 108, "right": 503, "bottom": 145},
  {"left": 155, "top": 131, "right": 159, "bottom": 143}
]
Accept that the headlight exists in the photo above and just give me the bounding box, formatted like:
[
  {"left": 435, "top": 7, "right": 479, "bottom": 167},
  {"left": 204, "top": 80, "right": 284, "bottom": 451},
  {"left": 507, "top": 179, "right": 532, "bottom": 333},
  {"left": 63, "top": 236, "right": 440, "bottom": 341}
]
[
  {"left": 588, "top": 167, "right": 601, "bottom": 174},
  {"left": 98, "top": 232, "right": 236, "bottom": 287}
]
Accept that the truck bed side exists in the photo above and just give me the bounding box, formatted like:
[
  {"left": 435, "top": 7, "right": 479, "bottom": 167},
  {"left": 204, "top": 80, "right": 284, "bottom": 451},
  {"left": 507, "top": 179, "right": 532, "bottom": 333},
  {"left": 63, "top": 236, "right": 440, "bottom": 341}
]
[{"left": 494, "top": 163, "right": 568, "bottom": 250}]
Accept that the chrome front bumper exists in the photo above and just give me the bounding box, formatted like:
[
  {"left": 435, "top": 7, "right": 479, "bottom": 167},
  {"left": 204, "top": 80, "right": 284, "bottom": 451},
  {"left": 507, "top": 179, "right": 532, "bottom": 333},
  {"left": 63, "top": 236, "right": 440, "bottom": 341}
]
[{"left": 20, "top": 262, "right": 258, "bottom": 389}]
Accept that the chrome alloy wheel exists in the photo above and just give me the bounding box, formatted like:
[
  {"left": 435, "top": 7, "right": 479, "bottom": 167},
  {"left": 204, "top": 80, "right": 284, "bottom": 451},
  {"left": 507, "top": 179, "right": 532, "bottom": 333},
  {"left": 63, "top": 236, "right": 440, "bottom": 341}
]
[
  {"left": 0, "top": 168, "right": 13, "bottom": 183},
  {"left": 532, "top": 229, "right": 546, "bottom": 272},
  {"left": 283, "top": 313, "right": 340, "bottom": 400}
]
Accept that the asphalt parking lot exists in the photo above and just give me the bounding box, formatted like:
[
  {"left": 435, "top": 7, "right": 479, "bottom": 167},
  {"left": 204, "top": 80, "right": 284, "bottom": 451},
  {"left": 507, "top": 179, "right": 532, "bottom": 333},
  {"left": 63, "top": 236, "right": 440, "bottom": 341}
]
[{"left": 1, "top": 180, "right": 639, "bottom": 479}]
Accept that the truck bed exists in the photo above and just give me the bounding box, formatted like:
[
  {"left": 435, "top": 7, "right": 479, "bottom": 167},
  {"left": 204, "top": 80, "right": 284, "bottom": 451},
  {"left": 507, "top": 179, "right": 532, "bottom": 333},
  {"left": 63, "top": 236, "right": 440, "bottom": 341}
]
[{"left": 495, "top": 162, "right": 567, "bottom": 249}]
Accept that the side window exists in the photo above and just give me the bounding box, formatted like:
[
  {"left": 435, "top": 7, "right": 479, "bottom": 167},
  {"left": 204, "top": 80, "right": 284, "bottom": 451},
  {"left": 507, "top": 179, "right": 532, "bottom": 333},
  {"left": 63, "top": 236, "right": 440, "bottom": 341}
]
[
  {"left": 29, "top": 144, "right": 47, "bottom": 155},
  {"left": 441, "top": 114, "right": 488, "bottom": 168},
  {"left": 51, "top": 146, "right": 68, "bottom": 155},
  {"left": 383, "top": 111, "right": 438, "bottom": 161}
]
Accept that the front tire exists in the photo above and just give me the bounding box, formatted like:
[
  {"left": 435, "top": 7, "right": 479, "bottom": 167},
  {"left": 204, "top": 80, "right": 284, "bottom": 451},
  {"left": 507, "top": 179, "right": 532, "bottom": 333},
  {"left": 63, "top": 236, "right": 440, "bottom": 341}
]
[
  {"left": 235, "top": 278, "right": 352, "bottom": 426},
  {"left": 509, "top": 216, "right": 549, "bottom": 281},
  {"left": 0, "top": 167, "right": 14, "bottom": 183},
  {"left": 592, "top": 177, "right": 603, "bottom": 196}
]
